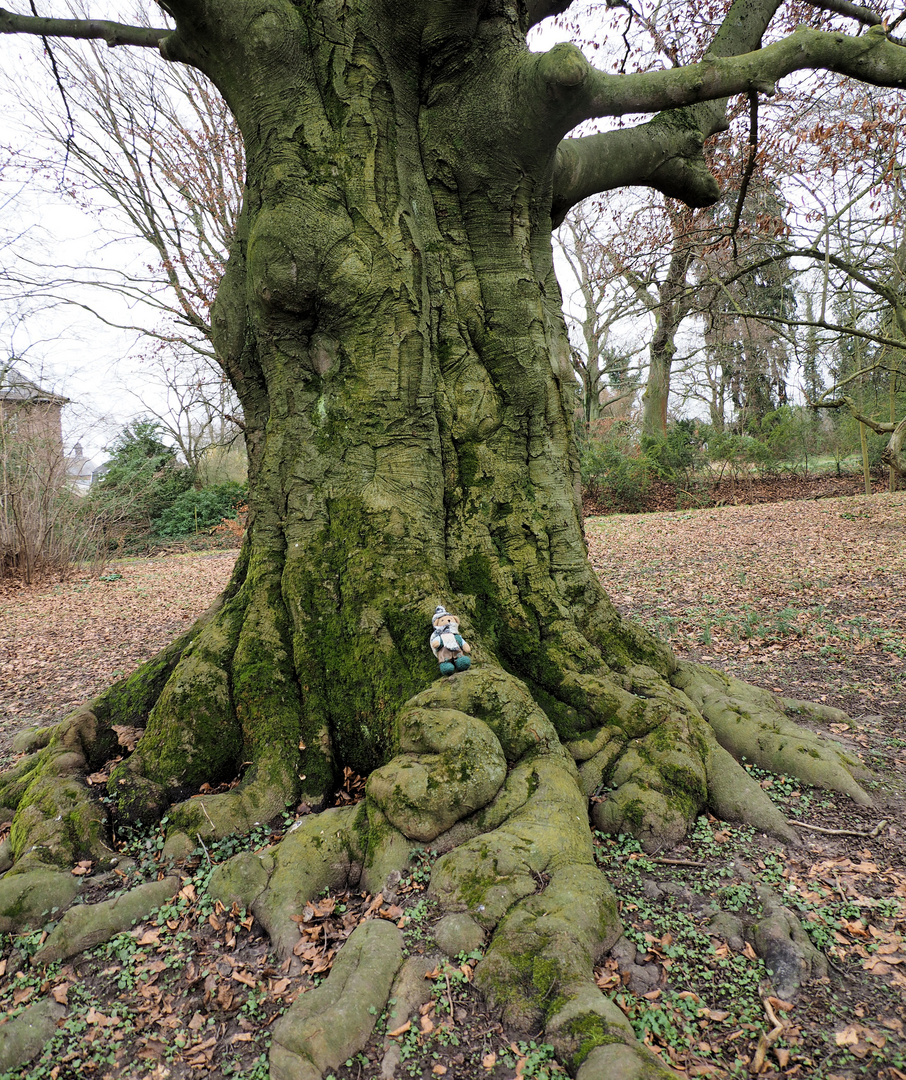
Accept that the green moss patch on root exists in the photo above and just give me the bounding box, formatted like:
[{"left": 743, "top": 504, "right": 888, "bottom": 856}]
[
  {"left": 366, "top": 706, "right": 507, "bottom": 841},
  {"left": 673, "top": 661, "right": 873, "bottom": 806},
  {"left": 10, "top": 774, "right": 115, "bottom": 873},
  {"left": 0, "top": 869, "right": 82, "bottom": 933},
  {"left": 208, "top": 800, "right": 410, "bottom": 958},
  {"left": 31, "top": 876, "right": 180, "bottom": 966}
]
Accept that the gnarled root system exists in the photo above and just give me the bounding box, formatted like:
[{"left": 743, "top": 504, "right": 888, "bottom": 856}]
[{"left": 0, "top": 644, "right": 871, "bottom": 1078}]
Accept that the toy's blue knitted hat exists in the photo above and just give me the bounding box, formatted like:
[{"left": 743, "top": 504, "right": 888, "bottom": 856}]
[{"left": 432, "top": 605, "right": 456, "bottom": 628}]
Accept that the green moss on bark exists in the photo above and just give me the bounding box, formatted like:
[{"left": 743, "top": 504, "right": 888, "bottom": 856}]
[{"left": 10, "top": 776, "right": 111, "bottom": 870}]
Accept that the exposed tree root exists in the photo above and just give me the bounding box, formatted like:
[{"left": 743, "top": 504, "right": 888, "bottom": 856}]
[
  {"left": 752, "top": 886, "right": 829, "bottom": 1000},
  {"left": 270, "top": 919, "right": 404, "bottom": 1080},
  {"left": 3, "top": 708, "right": 119, "bottom": 873},
  {"left": 31, "top": 876, "right": 180, "bottom": 966},
  {"left": 0, "top": 997, "right": 67, "bottom": 1075},
  {"left": 672, "top": 662, "right": 873, "bottom": 804},
  {"left": 0, "top": 631, "right": 875, "bottom": 1077},
  {"left": 189, "top": 663, "right": 868, "bottom": 1075}
]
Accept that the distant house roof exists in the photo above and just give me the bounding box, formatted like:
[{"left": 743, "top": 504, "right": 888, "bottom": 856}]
[
  {"left": 91, "top": 460, "right": 111, "bottom": 484},
  {"left": 0, "top": 363, "right": 69, "bottom": 407},
  {"left": 66, "top": 443, "right": 97, "bottom": 493}
]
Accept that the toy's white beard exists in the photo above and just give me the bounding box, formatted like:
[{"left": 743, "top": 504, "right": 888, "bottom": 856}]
[{"left": 438, "top": 631, "right": 460, "bottom": 653}]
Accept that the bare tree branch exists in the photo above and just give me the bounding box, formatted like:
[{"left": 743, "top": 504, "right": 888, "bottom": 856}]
[
  {"left": 800, "top": 0, "right": 884, "bottom": 29},
  {"left": 551, "top": 0, "right": 781, "bottom": 218},
  {"left": 729, "top": 92, "right": 760, "bottom": 256},
  {"left": 551, "top": 120, "right": 720, "bottom": 225},
  {"left": 0, "top": 7, "right": 170, "bottom": 48},
  {"left": 713, "top": 308, "right": 906, "bottom": 354},
  {"left": 811, "top": 393, "right": 896, "bottom": 432},
  {"left": 578, "top": 25, "right": 906, "bottom": 121}
]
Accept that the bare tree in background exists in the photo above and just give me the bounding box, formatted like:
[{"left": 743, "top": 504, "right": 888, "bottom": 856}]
[
  {"left": 0, "top": 11, "right": 243, "bottom": 445},
  {"left": 558, "top": 205, "right": 643, "bottom": 432}
]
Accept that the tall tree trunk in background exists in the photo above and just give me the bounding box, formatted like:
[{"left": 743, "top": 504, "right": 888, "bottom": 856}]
[{"left": 639, "top": 210, "right": 696, "bottom": 440}]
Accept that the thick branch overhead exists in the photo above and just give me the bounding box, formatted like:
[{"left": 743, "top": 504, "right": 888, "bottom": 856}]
[
  {"left": 552, "top": 122, "right": 720, "bottom": 225},
  {"left": 0, "top": 7, "right": 169, "bottom": 47},
  {"left": 549, "top": 19, "right": 906, "bottom": 218},
  {"left": 524, "top": 0, "right": 573, "bottom": 30},
  {"left": 562, "top": 25, "right": 906, "bottom": 122},
  {"left": 801, "top": 0, "right": 885, "bottom": 27},
  {"left": 551, "top": 0, "right": 778, "bottom": 219}
]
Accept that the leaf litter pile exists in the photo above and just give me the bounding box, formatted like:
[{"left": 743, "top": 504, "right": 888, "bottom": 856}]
[{"left": 0, "top": 488, "right": 904, "bottom": 1079}]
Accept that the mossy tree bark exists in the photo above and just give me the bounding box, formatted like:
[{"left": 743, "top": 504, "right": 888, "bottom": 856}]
[{"left": 2, "top": 0, "right": 904, "bottom": 1074}]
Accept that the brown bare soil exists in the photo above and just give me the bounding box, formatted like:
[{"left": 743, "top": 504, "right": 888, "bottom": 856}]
[{"left": 0, "top": 487, "right": 904, "bottom": 1080}]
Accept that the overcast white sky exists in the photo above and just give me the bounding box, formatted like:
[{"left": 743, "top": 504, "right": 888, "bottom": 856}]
[
  {"left": 1, "top": 175, "right": 152, "bottom": 461},
  {"left": 0, "top": 4, "right": 191, "bottom": 463}
]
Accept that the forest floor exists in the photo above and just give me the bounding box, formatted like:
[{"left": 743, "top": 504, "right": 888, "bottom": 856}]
[
  {"left": 582, "top": 469, "right": 894, "bottom": 518},
  {"left": 0, "top": 485, "right": 904, "bottom": 1080}
]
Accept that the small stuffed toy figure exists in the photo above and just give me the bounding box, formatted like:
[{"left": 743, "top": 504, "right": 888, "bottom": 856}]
[{"left": 430, "top": 606, "right": 472, "bottom": 676}]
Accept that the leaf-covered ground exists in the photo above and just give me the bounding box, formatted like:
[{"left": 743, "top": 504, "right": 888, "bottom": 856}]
[
  {"left": 0, "top": 490, "right": 904, "bottom": 1080},
  {"left": 0, "top": 552, "right": 238, "bottom": 761}
]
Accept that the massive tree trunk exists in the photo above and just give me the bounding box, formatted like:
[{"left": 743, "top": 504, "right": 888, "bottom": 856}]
[{"left": 2, "top": 0, "right": 900, "bottom": 1075}]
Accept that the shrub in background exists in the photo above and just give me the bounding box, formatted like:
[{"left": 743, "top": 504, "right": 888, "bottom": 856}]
[
  {"left": 580, "top": 420, "right": 651, "bottom": 513},
  {"left": 152, "top": 482, "right": 247, "bottom": 538},
  {"left": 704, "top": 428, "right": 770, "bottom": 477},
  {"left": 89, "top": 419, "right": 192, "bottom": 534},
  {"left": 641, "top": 419, "right": 707, "bottom": 487},
  {"left": 0, "top": 430, "right": 102, "bottom": 582},
  {"left": 744, "top": 405, "right": 820, "bottom": 475}
]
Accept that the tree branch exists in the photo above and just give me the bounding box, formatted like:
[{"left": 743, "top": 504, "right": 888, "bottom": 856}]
[
  {"left": 811, "top": 394, "right": 897, "bottom": 433},
  {"left": 712, "top": 307, "right": 906, "bottom": 354},
  {"left": 578, "top": 25, "right": 906, "bottom": 120},
  {"left": 729, "top": 92, "right": 760, "bottom": 257},
  {"left": 551, "top": 24, "right": 906, "bottom": 217},
  {"left": 551, "top": 118, "right": 720, "bottom": 225},
  {"left": 716, "top": 244, "right": 905, "bottom": 312},
  {"left": 0, "top": 7, "right": 170, "bottom": 47},
  {"left": 550, "top": 0, "right": 780, "bottom": 218},
  {"left": 800, "top": 0, "right": 884, "bottom": 29},
  {"left": 524, "top": 0, "right": 572, "bottom": 31}
]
